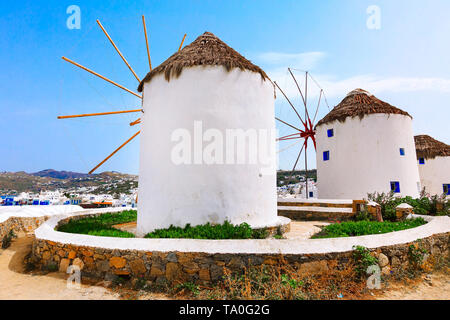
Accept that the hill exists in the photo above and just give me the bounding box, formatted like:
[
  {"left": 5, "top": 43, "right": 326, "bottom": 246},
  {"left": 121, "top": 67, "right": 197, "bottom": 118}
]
[{"left": 0, "top": 170, "right": 138, "bottom": 196}]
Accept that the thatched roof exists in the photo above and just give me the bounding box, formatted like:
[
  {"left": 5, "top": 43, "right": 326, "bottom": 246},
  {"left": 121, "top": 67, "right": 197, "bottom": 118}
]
[
  {"left": 137, "top": 32, "right": 268, "bottom": 92},
  {"left": 315, "top": 89, "right": 412, "bottom": 127},
  {"left": 414, "top": 135, "right": 450, "bottom": 159}
]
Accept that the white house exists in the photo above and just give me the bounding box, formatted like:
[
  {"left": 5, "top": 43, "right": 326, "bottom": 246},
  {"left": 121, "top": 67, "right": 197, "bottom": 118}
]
[
  {"left": 136, "top": 32, "right": 282, "bottom": 234},
  {"left": 315, "top": 89, "right": 421, "bottom": 200},
  {"left": 414, "top": 135, "right": 450, "bottom": 197}
]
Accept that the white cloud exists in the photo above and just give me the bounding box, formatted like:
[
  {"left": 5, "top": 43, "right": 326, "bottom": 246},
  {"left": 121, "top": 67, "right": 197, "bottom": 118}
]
[
  {"left": 254, "top": 51, "right": 326, "bottom": 70},
  {"left": 268, "top": 70, "right": 450, "bottom": 100}
]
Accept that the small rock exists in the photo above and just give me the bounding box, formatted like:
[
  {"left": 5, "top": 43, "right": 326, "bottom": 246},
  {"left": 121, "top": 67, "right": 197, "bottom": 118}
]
[
  {"left": 166, "top": 252, "right": 178, "bottom": 263},
  {"left": 72, "top": 258, "right": 84, "bottom": 270},
  {"left": 68, "top": 251, "right": 77, "bottom": 259},
  {"left": 59, "top": 258, "right": 70, "bottom": 273},
  {"left": 109, "top": 257, "right": 127, "bottom": 269},
  {"left": 378, "top": 253, "right": 389, "bottom": 268}
]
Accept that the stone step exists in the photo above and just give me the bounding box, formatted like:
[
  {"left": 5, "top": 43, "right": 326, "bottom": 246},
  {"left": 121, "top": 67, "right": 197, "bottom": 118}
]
[
  {"left": 278, "top": 205, "right": 354, "bottom": 221},
  {"left": 277, "top": 199, "right": 354, "bottom": 208}
]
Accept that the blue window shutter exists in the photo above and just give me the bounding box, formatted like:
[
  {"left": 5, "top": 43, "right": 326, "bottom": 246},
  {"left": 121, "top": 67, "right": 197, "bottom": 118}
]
[
  {"left": 327, "top": 129, "right": 334, "bottom": 137},
  {"left": 400, "top": 148, "right": 405, "bottom": 156},
  {"left": 444, "top": 184, "right": 450, "bottom": 195},
  {"left": 323, "top": 151, "right": 330, "bottom": 161},
  {"left": 419, "top": 158, "right": 425, "bottom": 164},
  {"left": 390, "top": 181, "right": 400, "bottom": 193}
]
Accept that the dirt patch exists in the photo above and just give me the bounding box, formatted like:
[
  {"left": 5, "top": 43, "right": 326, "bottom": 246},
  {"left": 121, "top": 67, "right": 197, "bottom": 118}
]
[
  {"left": 0, "top": 235, "right": 121, "bottom": 300},
  {"left": 373, "top": 272, "right": 450, "bottom": 300}
]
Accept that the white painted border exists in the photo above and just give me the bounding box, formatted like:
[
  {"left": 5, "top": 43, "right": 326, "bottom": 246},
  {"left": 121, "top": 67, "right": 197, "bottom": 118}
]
[{"left": 34, "top": 210, "right": 450, "bottom": 255}]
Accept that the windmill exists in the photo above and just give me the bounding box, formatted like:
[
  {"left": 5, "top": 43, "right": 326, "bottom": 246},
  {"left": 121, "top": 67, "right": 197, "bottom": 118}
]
[
  {"left": 57, "top": 16, "right": 187, "bottom": 175},
  {"left": 274, "top": 68, "right": 329, "bottom": 198}
]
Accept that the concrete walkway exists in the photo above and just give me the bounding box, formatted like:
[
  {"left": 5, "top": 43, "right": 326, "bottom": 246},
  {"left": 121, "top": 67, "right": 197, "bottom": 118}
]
[{"left": 284, "top": 221, "right": 330, "bottom": 240}]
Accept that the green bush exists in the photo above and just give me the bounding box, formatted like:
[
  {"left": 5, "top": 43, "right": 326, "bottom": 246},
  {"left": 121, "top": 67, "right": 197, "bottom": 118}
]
[
  {"left": 312, "top": 218, "right": 427, "bottom": 239},
  {"left": 145, "top": 221, "right": 269, "bottom": 240},
  {"left": 57, "top": 210, "right": 137, "bottom": 238},
  {"left": 352, "top": 245, "right": 378, "bottom": 277},
  {"left": 367, "top": 192, "right": 449, "bottom": 221},
  {"left": 1, "top": 230, "right": 17, "bottom": 249}
]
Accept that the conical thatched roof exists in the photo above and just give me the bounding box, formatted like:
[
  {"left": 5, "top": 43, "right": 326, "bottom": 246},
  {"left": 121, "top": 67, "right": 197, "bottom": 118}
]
[
  {"left": 414, "top": 135, "right": 450, "bottom": 159},
  {"left": 315, "top": 89, "right": 412, "bottom": 127},
  {"left": 138, "top": 32, "right": 268, "bottom": 92}
]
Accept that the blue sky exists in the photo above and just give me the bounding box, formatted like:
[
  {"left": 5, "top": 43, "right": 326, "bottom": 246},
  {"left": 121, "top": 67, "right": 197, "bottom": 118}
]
[{"left": 1, "top": 0, "right": 449, "bottom": 174}]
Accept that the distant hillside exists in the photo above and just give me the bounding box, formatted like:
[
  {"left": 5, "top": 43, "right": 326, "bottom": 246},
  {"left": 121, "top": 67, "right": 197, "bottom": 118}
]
[
  {"left": 0, "top": 170, "right": 138, "bottom": 195},
  {"left": 31, "top": 169, "right": 89, "bottom": 179}
]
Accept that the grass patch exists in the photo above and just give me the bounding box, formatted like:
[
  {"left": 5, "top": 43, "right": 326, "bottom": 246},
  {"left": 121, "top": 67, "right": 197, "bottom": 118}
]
[
  {"left": 145, "top": 221, "right": 268, "bottom": 239},
  {"left": 312, "top": 218, "right": 427, "bottom": 239},
  {"left": 57, "top": 210, "right": 137, "bottom": 238}
]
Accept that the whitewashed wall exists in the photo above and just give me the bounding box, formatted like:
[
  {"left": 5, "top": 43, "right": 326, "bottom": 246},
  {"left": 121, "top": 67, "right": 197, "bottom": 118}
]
[
  {"left": 316, "top": 113, "right": 421, "bottom": 200},
  {"left": 137, "top": 66, "right": 279, "bottom": 235},
  {"left": 418, "top": 156, "right": 450, "bottom": 196}
]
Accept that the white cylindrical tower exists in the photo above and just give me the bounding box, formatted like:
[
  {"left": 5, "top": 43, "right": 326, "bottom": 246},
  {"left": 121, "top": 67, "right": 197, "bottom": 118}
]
[
  {"left": 315, "top": 89, "right": 421, "bottom": 200},
  {"left": 414, "top": 135, "right": 450, "bottom": 197},
  {"left": 136, "top": 32, "right": 281, "bottom": 234}
]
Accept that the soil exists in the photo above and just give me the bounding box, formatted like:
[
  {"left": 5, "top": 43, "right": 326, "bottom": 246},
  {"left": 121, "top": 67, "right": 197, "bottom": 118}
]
[{"left": 372, "top": 272, "right": 450, "bottom": 300}]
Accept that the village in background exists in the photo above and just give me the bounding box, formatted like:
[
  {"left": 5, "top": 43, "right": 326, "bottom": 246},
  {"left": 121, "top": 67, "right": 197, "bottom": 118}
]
[{"left": 0, "top": 169, "right": 316, "bottom": 208}]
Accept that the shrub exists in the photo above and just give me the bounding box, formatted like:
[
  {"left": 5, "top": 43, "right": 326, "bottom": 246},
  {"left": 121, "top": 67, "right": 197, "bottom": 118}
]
[
  {"left": 57, "top": 210, "right": 137, "bottom": 238},
  {"left": 312, "top": 218, "right": 427, "bottom": 239},
  {"left": 352, "top": 245, "right": 378, "bottom": 277},
  {"left": 408, "top": 242, "right": 428, "bottom": 269},
  {"left": 145, "top": 221, "right": 269, "bottom": 240},
  {"left": 367, "top": 192, "right": 449, "bottom": 220},
  {"left": 1, "top": 230, "right": 17, "bottom": 249}
]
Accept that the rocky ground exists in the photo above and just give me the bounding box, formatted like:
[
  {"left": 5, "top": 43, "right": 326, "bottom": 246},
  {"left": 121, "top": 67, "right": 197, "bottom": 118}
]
[{"left": 0, "top": 233, "right": 448, "bottom": 300}]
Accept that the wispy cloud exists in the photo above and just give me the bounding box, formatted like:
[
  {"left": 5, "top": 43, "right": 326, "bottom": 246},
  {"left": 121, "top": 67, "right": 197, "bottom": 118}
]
[
  {"left": 252, "top": 50, "right": 450, "bottom": 107},
  {"left": 269, "top": 72, "right": 450, "bottom": 100},
  {"left": 253, "top": 51, "right": 326, "bottom": 70}
]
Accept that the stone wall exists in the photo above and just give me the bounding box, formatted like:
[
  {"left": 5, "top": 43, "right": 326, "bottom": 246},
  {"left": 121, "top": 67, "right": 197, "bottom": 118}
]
[
  {"left": 0, "top": 216, "right": 49, "bottom": 241},
  {"left": 31, "top": 231, "right": 449, "bottom": 285},
  {"left": 278, "top": 209, "right": 355, "bottom": 221}
]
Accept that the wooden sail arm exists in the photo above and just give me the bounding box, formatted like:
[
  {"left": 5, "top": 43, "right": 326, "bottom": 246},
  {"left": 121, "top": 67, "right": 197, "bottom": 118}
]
[
  {"left": 89, "top": 131, "right": 141, "bottom": 174},
  {"left": 61, "top": 56, "right": 142, "bottom": 99},
  {"left": 179, "top": 34, "right": 187, "bottom": 51},
  {"left": 142, "top": 15, "right": 152, "bottom": 71},
  {"left": 96, "top": 19, "right": 141, "bottom": 82},
  {"left": 129, "top": 118, "right": 141, "bottom": 126},
  {"left": 58, "top": 109, "right": 143, "bottom": 119}
]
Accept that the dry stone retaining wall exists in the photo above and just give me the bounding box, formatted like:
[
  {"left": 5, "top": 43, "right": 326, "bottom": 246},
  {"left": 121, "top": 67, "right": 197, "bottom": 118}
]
[
  {"left": 0, "top": 216, "right": 49, "bottom": 240},
  {"left": 31, "top": 219, "right": 450, "bottom": 285}
]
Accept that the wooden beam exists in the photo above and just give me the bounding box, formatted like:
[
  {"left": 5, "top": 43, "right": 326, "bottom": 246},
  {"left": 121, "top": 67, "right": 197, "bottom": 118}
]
[
  {"left": 96, "top": 19, "right": 141, "bottom": 82},
  {"left": 89, "top": 131, "right": 141, "bottom": 174},
  {"left": 129, "top": 118, "right": 141, "bottom": 126},
  {"left": 179, "top": 34, "right": 187, "bottom": 51},
  {"left": 58, "top": 109, "right": 143, "bottom": 119},
  {"left": 62, "top": 57, "right": 142, "bottom": 99},
  {"left": 142, "top": 15, "right": 152, "bottom": 71}
]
